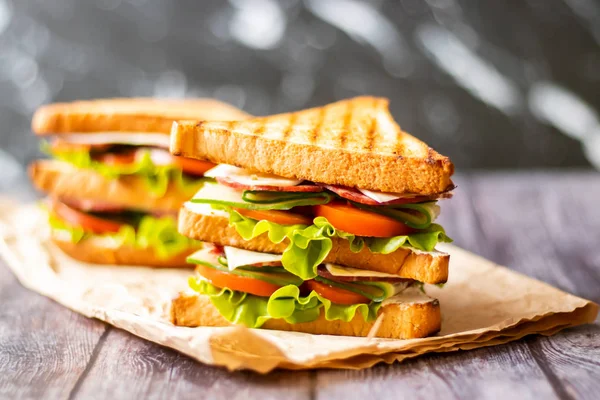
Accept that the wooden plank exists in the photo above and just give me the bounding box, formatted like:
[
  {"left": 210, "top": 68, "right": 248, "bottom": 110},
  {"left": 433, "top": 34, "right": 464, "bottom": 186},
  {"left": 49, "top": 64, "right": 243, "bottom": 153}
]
[
  {"left": 70, "top": 328, "right": 311, "bottom": 400},
  {"left": 467, "top": 172, "right": 600, "bottom": 298},
  {"left": 0, "top": 261, "right": 107, "bottom": 400},
  {"left": 527, "top": 325, "right": 600, "bottom": 400},
  {"left": 315, "top": 342, "right": 559, "bottom": 400},
  {"left": 468, "top": 172, "right": 600, "bottom": 400}
]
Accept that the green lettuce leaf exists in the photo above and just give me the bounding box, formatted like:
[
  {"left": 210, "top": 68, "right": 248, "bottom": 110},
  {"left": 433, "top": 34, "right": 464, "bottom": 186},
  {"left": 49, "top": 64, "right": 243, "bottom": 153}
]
[
  {"left": 43, "top": 143, "right": 204, "bottom": 197},
  {"left": 220, "top": 207, "right": 452, "bottom": 280},
  {"left": 47, "top": 211, "right": 199, "bottom": 259},
  {"left": 189, "top": 279, "right": 381, "bottom": 328}
]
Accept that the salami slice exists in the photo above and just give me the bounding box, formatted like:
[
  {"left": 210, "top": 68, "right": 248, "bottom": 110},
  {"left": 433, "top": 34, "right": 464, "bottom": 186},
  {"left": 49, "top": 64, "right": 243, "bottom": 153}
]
[
  {"left": 216, "top": 176, "right": 323, "bottom": 192},
  {"left": 323, "top": 185, "right": 451, "bottom": 205}
]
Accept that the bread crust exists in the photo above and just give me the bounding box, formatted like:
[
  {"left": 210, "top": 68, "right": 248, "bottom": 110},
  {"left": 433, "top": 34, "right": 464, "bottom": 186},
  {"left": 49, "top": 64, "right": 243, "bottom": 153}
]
[
  {"left": 51, "top": 237, "right": 198, "bottom": 267},
  {"left": 32, "top": 98, "right": 251, "bottom": 135},
  {"left": 171, "top": 96, "right": 454, "bottom": 195},
  {"left": 178, "top": 206, "right": 449, "bottom": 284},
  {"left": 29, "top": 160, "right": 203, "bottom": 213},
  {"left": 171, "top": 292, "right": 441, "bottom": 339}
]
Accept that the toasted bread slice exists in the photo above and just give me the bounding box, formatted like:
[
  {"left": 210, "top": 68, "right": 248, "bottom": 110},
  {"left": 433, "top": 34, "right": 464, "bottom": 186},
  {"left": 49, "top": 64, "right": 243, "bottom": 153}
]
[
  {"left": 29, "top": 160, "right": 203, "bottom": 213},
  {"left": 178, "top": 203, "right": 449, "bottom": 284},
  {"left": 171, "top": 96, "right": 454, "bottom": 195},
  {"left": 171, "top": 290, "right": 441, "bottom": 339},
  {"left": 51, "top": 237, "right": 198, "bottom": 267},
  {"left": 33, "top": 98, "right": 251, "bottom": 135}
]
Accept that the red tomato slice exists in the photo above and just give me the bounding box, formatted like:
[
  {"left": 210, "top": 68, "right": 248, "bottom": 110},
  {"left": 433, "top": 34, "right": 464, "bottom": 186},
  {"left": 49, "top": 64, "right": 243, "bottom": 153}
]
[
  {"left": 93, "top": 151, "right": 137, "bottom": 166},
  {"left": 91, "top": 147, "right": 214, "bottom": 176},
  {"left": 171, "top": 155, "right": 216, "bottom": 176},
  {"left": 313, "top": 202, "right": 417, "bottom": 237},
  {"left": 148, "top": 148, "right": 215, "bottom": 176},
  {"left": 234, "top": 208, "right": 313, "bottom": 226},
  {"left": 51, "top": 200, "right": 125, "bottom": 234},
  {"left": 195, "top": 264, "right": 282, "bottom": 297},
  {"left": 305, "top": 280, "right": 370, "bottom": 305}
]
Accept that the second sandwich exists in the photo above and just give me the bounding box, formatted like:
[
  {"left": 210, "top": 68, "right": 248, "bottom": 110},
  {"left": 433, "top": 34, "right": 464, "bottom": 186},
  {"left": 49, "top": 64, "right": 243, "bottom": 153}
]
[{"left": 29, "top": 98, "right": 250, "bottom": 267}]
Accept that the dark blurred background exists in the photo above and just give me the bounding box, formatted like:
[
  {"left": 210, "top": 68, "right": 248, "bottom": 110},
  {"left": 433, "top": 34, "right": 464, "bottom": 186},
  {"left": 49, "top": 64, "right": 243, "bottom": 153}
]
[{"left": 1, "top": 0, "right": 600, "bottom": 175}]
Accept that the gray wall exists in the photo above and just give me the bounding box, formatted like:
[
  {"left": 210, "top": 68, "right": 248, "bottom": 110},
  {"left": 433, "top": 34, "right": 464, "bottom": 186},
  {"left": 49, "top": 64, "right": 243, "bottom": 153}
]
[{"left": 1, "top": 0, "right": 599, "bottom": 171}]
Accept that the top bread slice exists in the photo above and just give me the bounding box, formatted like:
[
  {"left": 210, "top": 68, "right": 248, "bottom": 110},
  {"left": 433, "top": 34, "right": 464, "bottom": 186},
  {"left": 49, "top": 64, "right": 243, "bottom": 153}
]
[
  {"left": 171, "top": 96, "right": 454, "bottom": 195},
  {"left": 32, "top": 98, "right": 251, "bottom": 135}
]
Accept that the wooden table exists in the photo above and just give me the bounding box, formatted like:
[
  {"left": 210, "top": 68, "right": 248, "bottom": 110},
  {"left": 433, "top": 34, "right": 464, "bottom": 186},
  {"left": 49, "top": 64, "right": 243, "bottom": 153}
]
[{"left": 1, "top": 172, "right": 599, "bottom": 400}]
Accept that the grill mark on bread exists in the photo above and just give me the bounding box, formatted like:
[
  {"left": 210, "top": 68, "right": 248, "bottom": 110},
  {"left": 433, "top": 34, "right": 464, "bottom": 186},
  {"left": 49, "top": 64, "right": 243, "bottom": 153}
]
[
  {"left": 308, "top": 107, "right": 326, "bottom": 144},
  {"left": 281, "top": 114, "right": 297, "bottom": 141},
  {"left": 191, "top": 122, "right": 203, "bottom": 156},
  {"left": 173, "top": 96, "right": 454, "bottom": 194},
  {"left": 339, "top": 101, "right": 354, "bottom": 149},
  {"left": 394, "top": 122, "right": 406, "bottom": 156},
  {"left": 253, "top": 118, "right": 266, "bottom": 137},
  {"left": 363, "top": 98, "right": 379, "bottom": 151}
]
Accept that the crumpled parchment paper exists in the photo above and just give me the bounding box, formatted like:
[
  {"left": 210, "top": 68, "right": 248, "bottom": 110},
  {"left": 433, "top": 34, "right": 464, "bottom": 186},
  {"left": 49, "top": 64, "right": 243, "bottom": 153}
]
[{"left": 1, "top": 199, "right": 597, "bottom": 372}]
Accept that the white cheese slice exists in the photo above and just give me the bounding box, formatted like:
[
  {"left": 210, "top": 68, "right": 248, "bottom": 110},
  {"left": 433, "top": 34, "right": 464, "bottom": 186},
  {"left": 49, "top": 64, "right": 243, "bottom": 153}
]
[
  {"left": 382, "top": 287, "right": 434, "bottom": 306},
  {"left": 147, "top": 148, "right": 174, "bottom": 166},
  {"left": 223, "top": 246, "right": 282, "bottom": 271},
  {"left": 183, "top": 201, "right": 230, "bottom": 218},
  {"left": 204, "top": 164, "right": 302, "bottom": 187},
  {"left": 324, "top": 263, "right": 405, "bottom": 279},
  {"left": 357, "top": 188, "right": 410, "bottom": 203},
  {"left": 191, "top": 181, "right": 245, "bottom": 203},
  {"left": 56, "top": 132, "right": 171, "bottom": 148}
]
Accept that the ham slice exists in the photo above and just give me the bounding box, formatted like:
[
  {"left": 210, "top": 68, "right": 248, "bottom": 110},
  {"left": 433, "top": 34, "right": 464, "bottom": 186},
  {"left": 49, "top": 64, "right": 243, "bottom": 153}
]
[
  {"left": 323, "top": 185, "right": 452, "bottom": 205},
  {"left": 60, "top": 198, "right": 128, "bottom": 213}
]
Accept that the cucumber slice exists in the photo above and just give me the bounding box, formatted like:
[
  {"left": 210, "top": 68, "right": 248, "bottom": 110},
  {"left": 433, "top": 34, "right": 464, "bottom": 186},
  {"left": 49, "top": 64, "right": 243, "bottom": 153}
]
[
  {"left": 233, "top": 268, "right": 304, "bottom": 287},
  {"left": 314, "top": 276, "right": 395, "bottom": 302},
  {"left": 191, "top": 182, "right": 332, "bottom": 210},
  {"left": 242, "top": 190, "right": 332, "bottom": 205},
  {"left": 217, "top": 256, "right": 228, "bottom": 267},
  {"left": 354, "top": 202, "right": 439, "bottom": 229},
  {"left": 236, "top": 265, "right": 288, "bottom": 273}
]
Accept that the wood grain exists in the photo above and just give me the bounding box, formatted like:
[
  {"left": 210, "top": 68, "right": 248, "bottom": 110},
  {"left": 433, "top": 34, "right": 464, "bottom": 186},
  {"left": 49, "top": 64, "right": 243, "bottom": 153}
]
[
  {"left": 463, "top": 172, "right": 600, "bottom": 400},
  {"left": 461, "top": 172, "right": 600, "bottom": 399},
  {"left": 0, "top": 254, "right": 107, "bottom": 399},
  {"left": 465, "top": 172, "right": 600, "bottom": 299},
  {"left": 70, "top": 328, "right": 311, "bottom": 400},
  {"left": 528, "top": 325, "right": 600, "bottom": 400},
  {"left": 315, "top": 342, "right": 560, "bottom": 400}
]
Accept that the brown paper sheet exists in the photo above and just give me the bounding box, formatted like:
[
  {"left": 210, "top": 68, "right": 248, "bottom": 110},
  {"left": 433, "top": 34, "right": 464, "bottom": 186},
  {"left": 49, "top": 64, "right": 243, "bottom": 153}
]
[{"left": 1, "top": 199, "right": 597, "bottom": 372}]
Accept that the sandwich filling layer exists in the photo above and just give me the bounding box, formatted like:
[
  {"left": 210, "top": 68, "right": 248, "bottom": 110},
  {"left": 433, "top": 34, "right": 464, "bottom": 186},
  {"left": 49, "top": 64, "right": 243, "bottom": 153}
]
[
  {"left": 43, "top": 138, "right": 213, "bottom": 196},
  {"left": 46, "top": 199, "right": 199, "bottom": 258},
  {"left": 187, "top": 165, "right": 453, "bottom": 280},
  {"left": 186, "top": 244, "right": 423, "bottom": 328}
]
